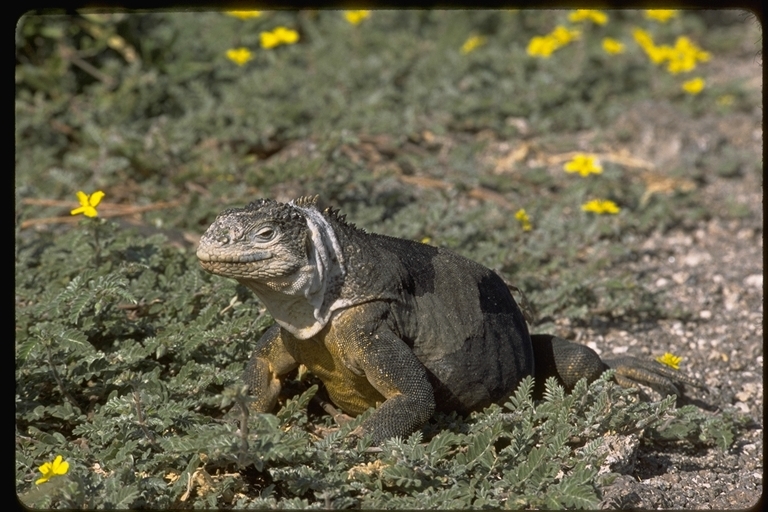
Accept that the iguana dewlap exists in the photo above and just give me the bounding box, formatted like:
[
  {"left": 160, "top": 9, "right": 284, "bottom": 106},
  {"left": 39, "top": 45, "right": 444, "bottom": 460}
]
[{"left": 197, "top": 196, "right": 698, "bottom": 444}]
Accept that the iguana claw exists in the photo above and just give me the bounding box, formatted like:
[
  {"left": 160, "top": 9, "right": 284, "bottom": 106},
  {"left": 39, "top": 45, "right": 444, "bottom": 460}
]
[{"left": 603, "top": 356, "right": 706, "bottom": 398}]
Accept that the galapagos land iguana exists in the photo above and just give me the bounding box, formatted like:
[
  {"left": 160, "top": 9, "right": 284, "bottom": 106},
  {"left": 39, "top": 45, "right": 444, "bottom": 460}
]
[{"left": 197, "top": 196, "right": 699, "bottom": 444}]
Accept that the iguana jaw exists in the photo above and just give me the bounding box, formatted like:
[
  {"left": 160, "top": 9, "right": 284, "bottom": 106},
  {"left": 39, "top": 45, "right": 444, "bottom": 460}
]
[
  {"left": 197, "top": 249, "right": 278, "bottom": 283},
  {"left": 196, "top": 249, "right": 271, "bottom": 264}
]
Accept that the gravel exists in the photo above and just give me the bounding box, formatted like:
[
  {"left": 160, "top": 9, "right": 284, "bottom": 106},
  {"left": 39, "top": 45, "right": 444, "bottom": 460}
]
[{"left": 576, "top": 143, "right": 762, "bottom": 509}]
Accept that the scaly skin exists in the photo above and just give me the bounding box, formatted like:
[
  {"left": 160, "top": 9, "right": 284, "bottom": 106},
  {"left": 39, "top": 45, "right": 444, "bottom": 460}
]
[{"left": 198, "top": 197, "right": 702, "bottom": 444}]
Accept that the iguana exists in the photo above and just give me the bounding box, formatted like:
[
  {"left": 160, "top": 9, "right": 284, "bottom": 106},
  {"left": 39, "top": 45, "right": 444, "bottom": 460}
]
[{"left": 197, "top": 196, "right": 699, "bottom": 444}]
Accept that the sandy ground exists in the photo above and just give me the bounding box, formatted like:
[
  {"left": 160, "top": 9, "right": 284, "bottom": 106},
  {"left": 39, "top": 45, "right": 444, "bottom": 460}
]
[{"left": 568, "top": 102, "right": 763, "bottom": 508}]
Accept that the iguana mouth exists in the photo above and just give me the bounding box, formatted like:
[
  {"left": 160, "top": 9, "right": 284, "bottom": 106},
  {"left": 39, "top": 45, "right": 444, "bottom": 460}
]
[{"left": 196, "top": 249, "right": 272, "bottom": 263}]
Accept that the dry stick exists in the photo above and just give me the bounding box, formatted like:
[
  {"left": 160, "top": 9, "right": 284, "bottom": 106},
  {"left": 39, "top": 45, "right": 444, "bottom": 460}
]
[
  {"left": 19, "top": 200, "right": 181, "bottom": 230},
  {"left": 45, "top": 344, "right": 81, "bottom": 410},
  {"left": 397, "top": 174, "right": 518, "bottom": 211},
  {"left": 131, "top": 387, "right": 161, "bottom": 450},
  {"left": 21, "top": 217, "right": 82, "bottom": 229},
  {"left": 311, "top": 394, "right": 352, "bottom": 426},
  {"left": 59, "top": 44, "right": 116, "bottom": 88},
  {"left": 545, "top": 151, "right": 656, "bottom": 170},
  {"left": 235, "top": 392, "right": 250, "bottom": 467}
]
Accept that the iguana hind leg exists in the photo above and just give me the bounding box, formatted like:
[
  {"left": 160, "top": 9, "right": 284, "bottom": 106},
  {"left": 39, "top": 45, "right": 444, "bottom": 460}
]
[
  {"left": 530, "top": 334, "right": 605, "bottom": 397},
  {"left": 602, "top": 355, "right": 705, "bottom": 397},
  {"left": 530, "top": 333, "right": 704, "bottom": 398}
]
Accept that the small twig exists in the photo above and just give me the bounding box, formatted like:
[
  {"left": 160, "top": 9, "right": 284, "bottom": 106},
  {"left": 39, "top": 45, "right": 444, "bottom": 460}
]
[
  {"left": 397, "top": 174, "right": 453, "bottom": 190},
  {"left": 180, "top": 471, "right": 194, "bottom": 502},
  {"left": 131, "top": 387, "right": 161, "bottom": 450},
  {"left": 235, "top": 391, "right": 250, "bottom": 467},
  {"left": 395, "top": 173, "right": 518, "bottom": 211},
  {"left": 545, "top": 150, "right": 656, "bottom": 170},
  {"left": 20, "top": 216, "right": 81, "bottom": 229},
  {"left": 59, "top": 43, "right": 116, "bottom": 88},
  {"left": 18, "top": 199, "right": 182, "bottom": 230},
  {"left": 21, "top": 197, "right": 181, "bottom": 212},
  {"left": 45, "top": 345, "right": 80, "bottom": 409},
  {"left": 467, "top": 186, "right": 517, "bottom": 211},
  {"left": 311, "top": 394, "right": 353, "bottom": 426}
]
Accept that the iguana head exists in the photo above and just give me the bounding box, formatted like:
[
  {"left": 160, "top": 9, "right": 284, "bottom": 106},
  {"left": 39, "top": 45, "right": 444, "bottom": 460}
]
[
  {"left": 197, "top": 197, "right": 350, "bottom": 339},
  {"left": 197, "top": 197, "right": 313, "bottom": 282}
]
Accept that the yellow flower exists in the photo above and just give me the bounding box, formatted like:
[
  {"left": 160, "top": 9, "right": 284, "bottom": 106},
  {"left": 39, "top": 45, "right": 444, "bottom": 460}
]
[
  {"left": 656, "top": 352, "right": 682, "bottom": 370},
  {"left": 225, "top": 47, "right": 253, "bottom": 66},
  {"left": 647, "top": 44, "right": 673, "bottom": 65},
  {"left": 70, "top": 190, "right": 104, "bottom": 218},
  {"left": 460, "top": 35, "right": 486, "bottom": 55},
  {"left": 260, "top": 27, "right": 300, "bottom": 49},
  {"left": 602, "top": 37, "right": 625, "bottom": 54},
  {"left": 633, "top": 30, "right": 708, "bottom": 73},
  {"left": 564, "top": 154, "right": 602, "bottom": 177},
  {"left": 632, "top": 27, "right": 655, "bottom": 49},
  {"left": 36, "top": 455, "right": 69, "bottom": 485},
  {"left": 716, "top": 94, "right": 735, "bottom": 106},
  {"left": 344, "top": 10, "right": 370, "bottom": 25},
  {"left": 582, "top": 199, "right": 620, "bottom": 215},
  {"left": 527, "top": 35, "right": 558, "bottom": 58},
  {"left": 682, "top": 77, "right": 705, "bottom": 95},
  {"left": 665, "top": 36, "right": 710, "bottom": 74},
  {"left": 550, "top": 25, "right": 580, "bottom": 45},
  {"left": 527, "top": 26, "right": 579, "bottom": 58},
  {"left": 226, "top": 10, "right": 261, "bottom": 20},
  {"left": 645, "top": 10, "right": 678, "bottom": 23},
  {"left": 569, "top": 9, "right": 608, "bottom": 25},
  {"left": 633, "top": 29, "right": 670, "bottom": 64},
  {"left": 260, "top": 32, "right": 280, "bottom": 49},
  {"left": 515, "top": 209, "right": 532, "bottom": 231},
  {"left": 667, "top": 54, "right": 695, "bottom": 73}
]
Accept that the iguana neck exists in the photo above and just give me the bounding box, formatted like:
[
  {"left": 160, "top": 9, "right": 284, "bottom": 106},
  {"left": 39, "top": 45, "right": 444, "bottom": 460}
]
[{"left": 240, "top": 203, "right": 353, "bottom": 339}]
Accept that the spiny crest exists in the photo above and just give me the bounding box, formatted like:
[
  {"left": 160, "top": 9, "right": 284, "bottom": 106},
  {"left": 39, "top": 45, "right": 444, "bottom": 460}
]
[
  {"left": 323, "top": 206, "right": 347, "bottom": 223},
  {"left": 231, "top": 197, "right": 360, "bottom": 230},
  {"left": 292, "top": 196, "right": 354, "bottom": 228},
  {"left": 240, "top": 198, "right": 305, "bottom": 223},
  {"left": 293, "top": 195, "right": 319, "bottom": 208},
  {"left": 323, "top": 205, "right": 364, "bottom": 232}
]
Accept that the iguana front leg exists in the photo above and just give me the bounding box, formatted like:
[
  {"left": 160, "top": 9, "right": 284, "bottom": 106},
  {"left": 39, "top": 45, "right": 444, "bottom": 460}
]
[
  {"left": 243, "top": 324, "right": 300, "bottom": 412},
  {"left": 358, "top": 330, "right": 437, "bottom": 444},
  {"left": 330, "top": 309, "right": 437, "bottom": 445}
]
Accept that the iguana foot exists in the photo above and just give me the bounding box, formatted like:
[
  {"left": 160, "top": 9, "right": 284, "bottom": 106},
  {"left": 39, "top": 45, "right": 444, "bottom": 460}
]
[{"left": 602, "top": 355, "right": 706, "bottom": 398}]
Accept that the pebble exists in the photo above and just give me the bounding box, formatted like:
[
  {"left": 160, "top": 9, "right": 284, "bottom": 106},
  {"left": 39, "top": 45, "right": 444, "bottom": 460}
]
[
  {"left": 734, "top": 402, "right": 750, "bottom": 413},
  {"left": 684, "top": 251, "right": 713, "bottom": 267},
  {"left": 586, "top": 341, "right": 601, "bottom": 355},
  {"left": 735, "top": 390, "right": 752, "bottom": 402},
  {"left": 743, "top": 274, "right": 762, "bottom": 288},
  {"left": 700, "top": 310, "right": 712, "bottom": 319}
]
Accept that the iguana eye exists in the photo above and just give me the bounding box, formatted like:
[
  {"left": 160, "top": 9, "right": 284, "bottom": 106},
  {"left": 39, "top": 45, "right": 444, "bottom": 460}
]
[{"left": 255, "top": 227, "right": 277, "bottom": 240}]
